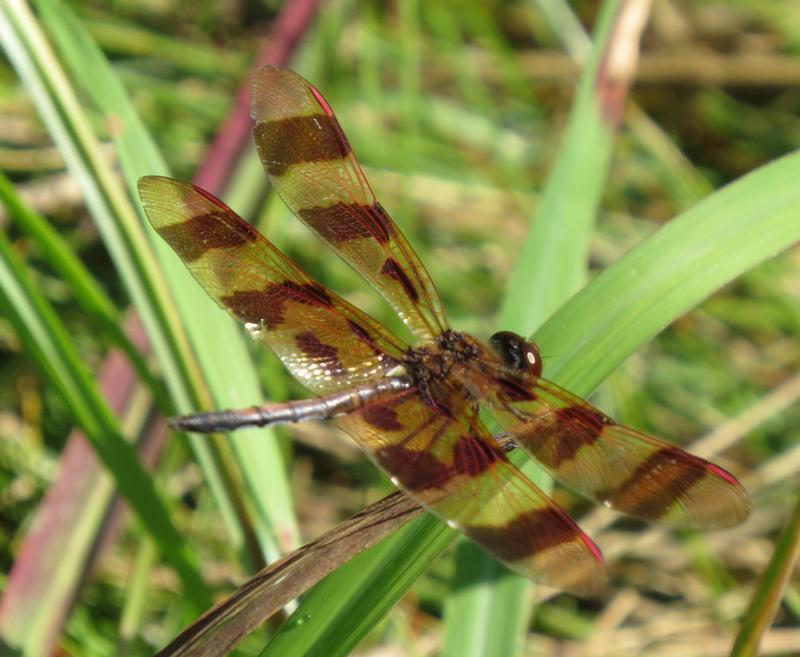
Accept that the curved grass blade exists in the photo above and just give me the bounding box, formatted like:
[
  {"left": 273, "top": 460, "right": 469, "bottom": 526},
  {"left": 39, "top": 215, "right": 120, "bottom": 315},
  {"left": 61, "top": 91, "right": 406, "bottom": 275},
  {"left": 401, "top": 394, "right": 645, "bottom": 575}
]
[
  {"left": 258, "top": 513, "right": 452, "bottom": 657},
  {"left": 534, "top": 148, "right": 800, "bottom": 391},
  {"left": 0, "top": 0, "right": 212, "bottom": 607},
  {"left": 156, "top": 493, "right": 422, "bottom": 657}
]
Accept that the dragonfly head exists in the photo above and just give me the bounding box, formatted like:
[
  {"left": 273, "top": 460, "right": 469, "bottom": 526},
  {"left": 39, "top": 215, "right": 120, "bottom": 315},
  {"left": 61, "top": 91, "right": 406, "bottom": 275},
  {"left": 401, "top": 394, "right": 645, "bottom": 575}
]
[{"left": 488, "top": 331, "right": 542, "bottom": 379}]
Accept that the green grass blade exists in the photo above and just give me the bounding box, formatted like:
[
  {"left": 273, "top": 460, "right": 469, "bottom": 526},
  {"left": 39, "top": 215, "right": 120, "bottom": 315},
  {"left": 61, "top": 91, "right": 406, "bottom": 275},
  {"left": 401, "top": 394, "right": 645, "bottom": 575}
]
[
  {"left": 0, "top": 171, "right": 166, "bottom": 405},
  {"left": 0, "top": 0, "right": 186, "bottom": 401},
  {"left": 0, "top": 438, "right": 121, "bottom": 654},
  {"left": 535, "top": 148, "right": 800, "bottom": 391},
  {"left": 0, "top": 0, "right": 301, "bottom": 628},
  {"left": 442, "top": 542, "right": 531, "bottom": 657},
  {"left": 500, "top": 0, "right": 626, "bottom": 335},
  {"left": 258, "top": 514, "right": 454, "bottom": 657},
  {"left": 0, "top": 0, "right": 212, "bottom": 606},
  {"left": 0, "top": 226, "right": 210, "bottom": 609},
  {"left": 730, "top": 491, "right": 800, "bottom": 657},
  {"left": 257, "top": 146, "right": 800, "bottom": 657},
  {"left": 79, "top": 10, "right": 247, "bottom": 78},
  {"left": 30, "top": 0, "right": 299, "bottom": 558}
]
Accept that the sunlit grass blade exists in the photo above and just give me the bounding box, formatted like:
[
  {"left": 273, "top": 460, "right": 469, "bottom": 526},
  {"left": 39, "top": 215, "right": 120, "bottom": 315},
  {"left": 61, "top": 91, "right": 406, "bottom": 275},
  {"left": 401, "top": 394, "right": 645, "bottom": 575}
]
[
  {"left": 257, "top": 146, "right": 800, "bottom": 657},
  {"left": 40, "top": 0, "right": 301, "bottom": 560},
  {"left": 0, "top": 0, "right": 187, "bottom": 402},
  {"left": 442, "top": 542, "right": 531, "bottom": 657},
  {"left": 500, "top": 0, "right": 639, "bottom": 335},
  {"left": 27, "top": 0, "right": 300, "bottom": 558},
  {"left": 730, "top": 491, "right": 800, "bottom": 657},
  {"left": 0, "top": 0, "right": 212, "bottom": 609},
  {"left": 535, "top": 148, "right": 800, "bottom": 391}
]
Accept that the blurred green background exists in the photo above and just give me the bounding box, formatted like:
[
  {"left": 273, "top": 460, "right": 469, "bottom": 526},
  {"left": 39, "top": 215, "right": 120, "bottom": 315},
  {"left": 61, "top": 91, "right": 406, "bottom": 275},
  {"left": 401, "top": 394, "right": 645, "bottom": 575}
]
[{"left": 0, "top": 1, "right": 799, "bottom": 656}]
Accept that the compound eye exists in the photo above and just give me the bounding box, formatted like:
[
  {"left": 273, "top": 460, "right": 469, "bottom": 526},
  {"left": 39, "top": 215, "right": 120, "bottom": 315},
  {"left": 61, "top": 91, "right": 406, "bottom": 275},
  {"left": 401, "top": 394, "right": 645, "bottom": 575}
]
[
  {"left": 520, "top": 341, "right": 542, "bottom": 378},
  {"left": 489, "top": 331, "right": 543, "bottom": 378}
]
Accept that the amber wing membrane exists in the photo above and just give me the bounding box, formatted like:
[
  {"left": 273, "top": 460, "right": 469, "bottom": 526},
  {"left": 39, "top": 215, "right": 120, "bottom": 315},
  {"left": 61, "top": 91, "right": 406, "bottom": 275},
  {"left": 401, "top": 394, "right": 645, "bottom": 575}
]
[
  {"left": 250, "top": 66, "right": 448, "bottom": 341},
  {"left": 138, "top": 176, "right": 409, "bottom": 394},
  {"left": 335, "top": 385, "right": 606, "bottom": 595},
  {"left": 486, "top": 374, "right": 749, "bottom": 528}
]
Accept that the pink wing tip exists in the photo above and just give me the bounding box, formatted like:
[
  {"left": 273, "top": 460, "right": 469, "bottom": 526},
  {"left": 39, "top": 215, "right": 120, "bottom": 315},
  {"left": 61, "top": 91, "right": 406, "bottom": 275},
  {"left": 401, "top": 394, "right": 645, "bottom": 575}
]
[
  {"left": 309, "top": 84, "right": 335, "bottom": 117},
  {"left": 580, "top": 533, "right": 604, "bottom": 563},
  {"left": 707, "top": 462, "right": 741, "bottom": 486},
  {"left": 192, "top": 184, "right": 233, "bottom": 211}
]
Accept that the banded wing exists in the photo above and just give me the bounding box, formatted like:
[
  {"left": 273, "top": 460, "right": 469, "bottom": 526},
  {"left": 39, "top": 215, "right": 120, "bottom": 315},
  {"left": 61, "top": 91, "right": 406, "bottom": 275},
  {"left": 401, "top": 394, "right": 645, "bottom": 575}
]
[
  {"left": 336, "top": 386, "right": 606, "bottom": 595},
  {"left": 250, "top": 66, "right": 448, "bottom": 341},
  {"left": 138, "top": 176, "right": 408, "bottom": 394},
  {"left": 487, "top": 374, "right": 750, "bottom": 528}
]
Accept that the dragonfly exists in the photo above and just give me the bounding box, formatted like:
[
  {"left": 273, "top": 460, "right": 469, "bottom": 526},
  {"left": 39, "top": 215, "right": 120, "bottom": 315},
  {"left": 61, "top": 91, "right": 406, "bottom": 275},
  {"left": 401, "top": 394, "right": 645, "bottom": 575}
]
[{"left": 138, "top": 66, "right": 749, "bottom": 595}]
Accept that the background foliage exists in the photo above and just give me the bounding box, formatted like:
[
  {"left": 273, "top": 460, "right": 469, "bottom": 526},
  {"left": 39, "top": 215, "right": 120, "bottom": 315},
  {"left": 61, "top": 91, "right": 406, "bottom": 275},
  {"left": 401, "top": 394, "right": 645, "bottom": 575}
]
[{"left": 0, "top": 1, "right": 798, "bottom": 656}]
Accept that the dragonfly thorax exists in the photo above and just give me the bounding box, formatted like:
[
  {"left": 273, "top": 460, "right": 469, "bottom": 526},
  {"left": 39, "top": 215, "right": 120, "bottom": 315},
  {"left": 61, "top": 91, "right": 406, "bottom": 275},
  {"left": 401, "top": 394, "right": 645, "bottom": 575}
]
[{"left": 402, "top": 330, "right": 481, "bottom": 403}]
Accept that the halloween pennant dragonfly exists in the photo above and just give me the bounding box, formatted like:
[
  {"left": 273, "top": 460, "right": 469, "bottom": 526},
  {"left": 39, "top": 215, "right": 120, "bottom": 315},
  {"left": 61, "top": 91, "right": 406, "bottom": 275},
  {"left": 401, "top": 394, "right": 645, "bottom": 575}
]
[{"left": 138, "top": 66, "right": 749, "bottom": 595}]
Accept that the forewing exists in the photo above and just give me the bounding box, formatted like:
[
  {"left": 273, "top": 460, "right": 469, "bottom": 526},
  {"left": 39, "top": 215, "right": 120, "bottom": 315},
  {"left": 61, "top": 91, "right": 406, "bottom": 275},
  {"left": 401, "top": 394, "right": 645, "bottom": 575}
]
[
  {"left": 250, "top": 66, "right": 448, "bottom": 340},
  {"left": 487, "top": 374, "right": 749, "bottom": 528},
  {"left": 335, "top": 388, "right": 606, "bottom": 595},
  {"left": 138, "top": 175, "right": 407, "bottom": 394}
]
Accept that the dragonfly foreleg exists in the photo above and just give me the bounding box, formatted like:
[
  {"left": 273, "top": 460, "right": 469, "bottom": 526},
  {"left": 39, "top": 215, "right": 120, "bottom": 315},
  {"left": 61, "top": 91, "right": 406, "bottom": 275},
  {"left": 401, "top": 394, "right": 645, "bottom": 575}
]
[{"left": 171, "top": 377, "right": 413, "bottom": 433}]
